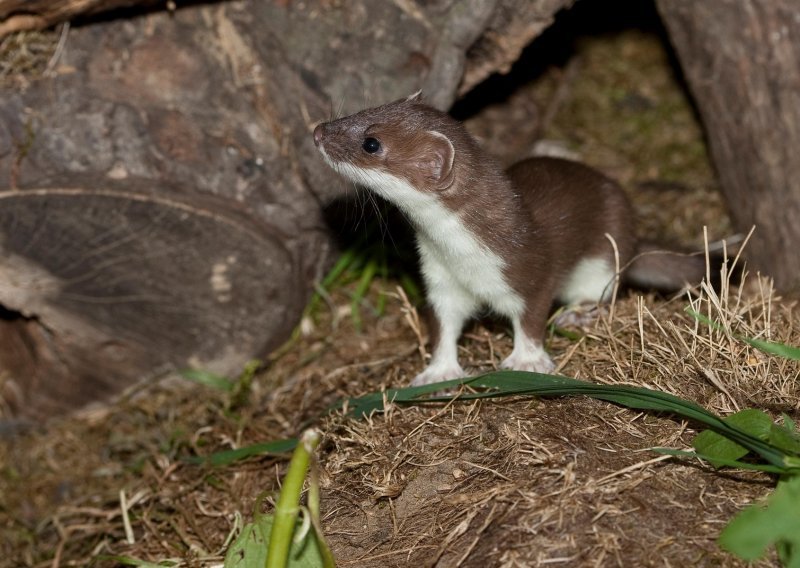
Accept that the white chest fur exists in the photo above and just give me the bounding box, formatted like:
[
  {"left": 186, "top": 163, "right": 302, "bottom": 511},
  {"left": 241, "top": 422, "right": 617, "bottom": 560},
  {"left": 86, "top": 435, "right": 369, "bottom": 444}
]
[{"left": 327, "top": 162, "right": 525, "bottom": 318}]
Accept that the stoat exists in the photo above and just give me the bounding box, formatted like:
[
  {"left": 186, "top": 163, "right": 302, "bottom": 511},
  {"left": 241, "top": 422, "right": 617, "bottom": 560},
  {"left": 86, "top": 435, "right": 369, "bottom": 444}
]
[{"left": 313, "top": 93, "right": 705, "bottom": 385}]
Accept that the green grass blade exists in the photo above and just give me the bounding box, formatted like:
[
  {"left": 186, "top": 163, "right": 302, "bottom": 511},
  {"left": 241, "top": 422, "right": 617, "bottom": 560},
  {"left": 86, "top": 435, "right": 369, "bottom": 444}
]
[
  {"left": 186, "top": 439, "right": 298, "bottom": 467},
  {"left": 686, "top": 308, "right": 800, "bottom": 360},
  {"left": 350, "top": 258, "right": 378, "bottom": 333},
  {"left": 180, "top": 369, "right": 234, "bottom": 392},
  {"left": 740, "top": 337, "right": 800, "bottom": 360},
  {"left": 321, "top": 248, "right": 357, "bottom": 289},
  {"left": 98, "top": 557, "right": 179, "bottom": 567}
]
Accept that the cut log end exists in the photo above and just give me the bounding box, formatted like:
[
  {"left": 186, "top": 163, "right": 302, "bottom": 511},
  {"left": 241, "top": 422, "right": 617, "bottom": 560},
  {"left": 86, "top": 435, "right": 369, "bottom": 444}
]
[{"left": 0, "top": 187, "right": 305, "bottom": 419}]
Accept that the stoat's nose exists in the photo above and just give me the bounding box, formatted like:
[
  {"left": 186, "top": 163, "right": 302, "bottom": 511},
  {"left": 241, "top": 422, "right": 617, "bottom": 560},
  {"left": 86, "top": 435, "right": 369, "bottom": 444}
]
[{"left": 313, "top": 124, "right": 325, "bottom": 146}]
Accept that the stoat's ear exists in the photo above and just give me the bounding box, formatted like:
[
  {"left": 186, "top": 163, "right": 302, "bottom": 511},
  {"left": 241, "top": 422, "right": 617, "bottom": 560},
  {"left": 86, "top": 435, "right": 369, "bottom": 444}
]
[
  {"left": 406, "top": 90, "right": 423, "bottom": 103},
  {"left": 414, "top": 130, "right": 455, "bottom": 188}
]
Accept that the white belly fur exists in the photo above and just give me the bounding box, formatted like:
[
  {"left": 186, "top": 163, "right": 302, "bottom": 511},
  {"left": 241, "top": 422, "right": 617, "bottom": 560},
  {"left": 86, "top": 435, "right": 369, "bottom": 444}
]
[{"left": 558, "top": 256, "right": 616, "bottom": 305}]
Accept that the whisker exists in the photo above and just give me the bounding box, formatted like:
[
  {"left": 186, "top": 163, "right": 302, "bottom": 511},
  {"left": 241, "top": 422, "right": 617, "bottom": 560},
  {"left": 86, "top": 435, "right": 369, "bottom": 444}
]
[{"left": 335, "top": 95, "right": 346, "bottom": 120}]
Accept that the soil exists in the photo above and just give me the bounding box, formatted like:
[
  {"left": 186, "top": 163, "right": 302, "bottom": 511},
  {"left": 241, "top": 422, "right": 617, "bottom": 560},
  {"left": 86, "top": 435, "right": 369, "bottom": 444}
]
[{"left": 2, "top": 3, "right": 798, "bottom": 567}]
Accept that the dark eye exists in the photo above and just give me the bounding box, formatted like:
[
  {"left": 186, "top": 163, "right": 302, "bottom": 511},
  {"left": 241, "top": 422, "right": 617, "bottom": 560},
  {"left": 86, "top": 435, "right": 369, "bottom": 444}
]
[{"left": 362, "top": 137, "right": 381, "bottom": 154}]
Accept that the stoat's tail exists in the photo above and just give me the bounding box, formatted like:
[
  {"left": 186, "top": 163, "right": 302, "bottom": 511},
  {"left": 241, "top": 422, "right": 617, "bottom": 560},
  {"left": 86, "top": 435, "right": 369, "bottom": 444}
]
[{"left": 623, "top": 241, "right": 713, "bottom": 291}]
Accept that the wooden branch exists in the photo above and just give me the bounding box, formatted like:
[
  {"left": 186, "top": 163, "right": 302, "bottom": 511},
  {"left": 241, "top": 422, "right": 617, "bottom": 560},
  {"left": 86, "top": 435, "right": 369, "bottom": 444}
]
[{"left": 0, "top": 0, "right": 164, "bottom": 36}]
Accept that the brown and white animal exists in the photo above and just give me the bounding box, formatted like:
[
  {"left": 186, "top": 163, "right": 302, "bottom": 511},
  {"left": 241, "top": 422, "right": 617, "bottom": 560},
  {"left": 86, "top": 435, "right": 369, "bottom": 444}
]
[{"left": 312, "top": 93, "right": 705, "bottom": 386}]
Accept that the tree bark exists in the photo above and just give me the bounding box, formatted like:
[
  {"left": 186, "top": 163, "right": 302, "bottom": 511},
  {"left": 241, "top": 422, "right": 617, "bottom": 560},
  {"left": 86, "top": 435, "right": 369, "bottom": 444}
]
[
  {"left": 656, "top": 0, "right": 800, "bottom": 291},
  {"left": 0, "top": 0, "right": 573, "bottom": 418}
]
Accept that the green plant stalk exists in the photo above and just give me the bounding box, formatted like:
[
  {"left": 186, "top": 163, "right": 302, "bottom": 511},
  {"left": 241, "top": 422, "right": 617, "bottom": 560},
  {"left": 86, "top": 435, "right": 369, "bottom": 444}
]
[{"left": 266, "top": 429, "right": 321, "bottom": 568}]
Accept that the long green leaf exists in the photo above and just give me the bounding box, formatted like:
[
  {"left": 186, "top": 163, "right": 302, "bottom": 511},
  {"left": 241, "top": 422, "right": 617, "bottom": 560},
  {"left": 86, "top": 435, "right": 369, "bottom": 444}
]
[
  {"left": 652, "top": 448, "right": 789, "bottom": 474},
  {"left": 344, "top": 370, "right": 798, "bottom": 470}
]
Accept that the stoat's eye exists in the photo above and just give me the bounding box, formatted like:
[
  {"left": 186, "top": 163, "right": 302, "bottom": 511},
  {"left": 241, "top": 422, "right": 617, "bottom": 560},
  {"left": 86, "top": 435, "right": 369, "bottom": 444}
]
[{"left": 362, "top": 137, "right": 381, "bottom": 154}]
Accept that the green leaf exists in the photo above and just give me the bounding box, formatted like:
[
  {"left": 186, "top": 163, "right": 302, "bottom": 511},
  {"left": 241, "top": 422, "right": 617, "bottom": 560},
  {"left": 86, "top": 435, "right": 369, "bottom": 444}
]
[
  {"left": 180, "top": 369, "right": 234, "bottom": 392},
  {"left": 719, "top": 475, "right": 800, "bottom": 564},
  {"left": 692, "top": 409, "right": 773, "bottom": 468},
  {"left": 725, "top": 408, "right": 775, "bottom": 439},
  {"left": 691, "top": 430, "right": 749, "bottom": 468},
  {"left": 224, "top": 515, "right": 324, "bottom": 568},
  {"left": 769, "top": 423, "right": 800, "bottom": 455},
  {"left": 186, "top": 439, "right": 298, "bottom": 467},
  {"left": 399, "top": 273, "right": 422, "bottom": 304}
]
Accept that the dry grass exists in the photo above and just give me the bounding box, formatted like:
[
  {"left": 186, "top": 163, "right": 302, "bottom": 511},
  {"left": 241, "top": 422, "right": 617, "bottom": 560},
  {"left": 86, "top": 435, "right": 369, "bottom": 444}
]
[
  {"left": 0, "top": 26, "right": 60, "bottom": 89},
  {"left": 314, "top": 264, "right": 798, "bottom": 567}
]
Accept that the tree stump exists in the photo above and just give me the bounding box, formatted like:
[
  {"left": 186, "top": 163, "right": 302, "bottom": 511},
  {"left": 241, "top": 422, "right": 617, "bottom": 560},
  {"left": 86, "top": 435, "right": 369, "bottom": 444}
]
[
  {"left": 0, "top": 0, "right": 573, "bottom": 418},
  {"left": 656, "top": 0, "right": 800, "bottom": 291}
]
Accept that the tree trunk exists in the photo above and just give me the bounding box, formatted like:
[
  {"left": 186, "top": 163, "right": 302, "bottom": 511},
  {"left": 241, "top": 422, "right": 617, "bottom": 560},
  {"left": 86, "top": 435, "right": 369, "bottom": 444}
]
[
  {"left": 656, "top": 0, "right": 800, "bottom": 291},
  {"left": 0, "top": 0, "right": 573, "bottom": 418}
]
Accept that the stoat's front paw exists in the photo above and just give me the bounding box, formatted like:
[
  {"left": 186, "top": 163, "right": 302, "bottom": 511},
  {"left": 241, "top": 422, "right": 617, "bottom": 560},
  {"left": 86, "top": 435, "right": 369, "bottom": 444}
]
[
  {"left": 501, "top": 349, "right": 555, "bottom": 374},
  {"left": 410, "top": 364, "right": 467, "bottom": 387}
]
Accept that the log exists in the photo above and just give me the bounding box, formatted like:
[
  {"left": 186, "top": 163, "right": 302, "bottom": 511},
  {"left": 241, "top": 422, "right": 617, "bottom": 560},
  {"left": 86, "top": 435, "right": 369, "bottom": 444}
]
[
  {"left": 656, "top": 0, "right": 800, "bottom": 291},
  {"left": 0, "top": 0, "right": 573, "bottom": 418}
]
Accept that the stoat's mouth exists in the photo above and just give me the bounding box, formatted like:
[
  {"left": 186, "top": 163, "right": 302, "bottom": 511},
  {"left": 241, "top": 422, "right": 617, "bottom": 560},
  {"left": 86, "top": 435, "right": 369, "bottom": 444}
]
[{"left": 317, "top": 145, "right": 339, "bottom": 169}]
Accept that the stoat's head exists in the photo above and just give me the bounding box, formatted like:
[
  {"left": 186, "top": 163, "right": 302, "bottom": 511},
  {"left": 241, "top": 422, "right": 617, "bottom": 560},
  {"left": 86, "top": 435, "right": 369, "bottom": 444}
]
[{"left": 312, "top": 92, "right": 458, "bottom": 194}]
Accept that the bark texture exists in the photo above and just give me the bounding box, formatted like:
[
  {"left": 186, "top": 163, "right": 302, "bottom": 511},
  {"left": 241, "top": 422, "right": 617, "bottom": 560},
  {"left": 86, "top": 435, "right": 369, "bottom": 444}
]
[
  {"left": 0, "top": 0, "right": 573, "bottom": 418},
  {"left": 657, "top": 0, "right": 800, "bottom": 291}
]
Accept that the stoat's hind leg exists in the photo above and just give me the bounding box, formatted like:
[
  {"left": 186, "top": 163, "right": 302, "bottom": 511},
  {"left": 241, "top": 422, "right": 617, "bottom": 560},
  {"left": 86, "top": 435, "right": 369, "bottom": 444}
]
[
  {"left": 501, "top": 321, "right": 555, "bottom": 374},
  {"left": 558, "top": 256, "right": 618, "bottom": 306},
  {"left": 552, "top": 255, "right": 617, "bottom": 329}
]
